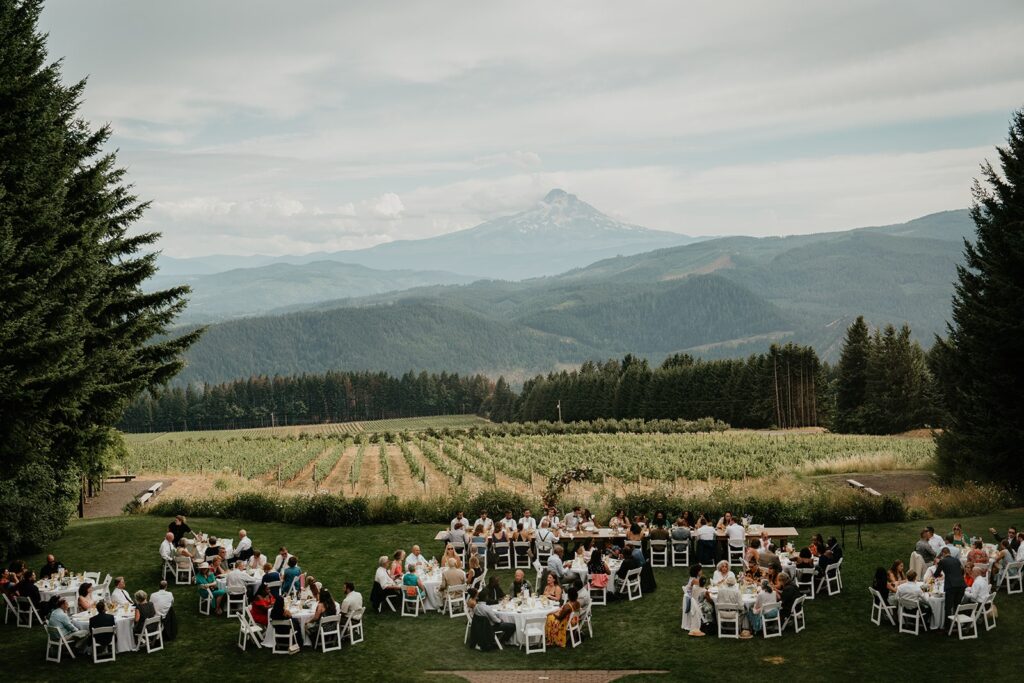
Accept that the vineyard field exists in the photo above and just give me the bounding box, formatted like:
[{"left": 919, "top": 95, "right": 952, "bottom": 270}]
[
  {"left": 121, "top": 414, "right": 490, "bottom": 443},
  {"left": 121, "top": 430, "right": 936, "bottom": 504}
]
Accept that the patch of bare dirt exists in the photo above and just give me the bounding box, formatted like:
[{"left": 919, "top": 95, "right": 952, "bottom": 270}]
[{"left": 816, "top": 470, "right": 936, "bottom": 496}]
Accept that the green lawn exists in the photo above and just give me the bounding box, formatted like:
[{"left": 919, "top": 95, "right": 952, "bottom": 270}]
[{"left": 4, "top": 510, "right": 1022, "bottom": 682}]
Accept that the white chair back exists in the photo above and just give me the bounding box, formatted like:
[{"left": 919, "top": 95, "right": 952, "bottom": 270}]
[
  {"left": 271, "top": 619, "right": 297, "bottom": 655},
  {"left": 45, "top": 626, "right": 75, "bottom": 663},
  {"left": 316, "top": 613, "right": 343, "bottom": 653},
  {"left": 91, "top": 626, "right": 117, "bottom": 663},
  {"left": 523, "top": 612, "right": 547, "bottom": 654},
  {"left": 237, "top": 610, "right": 264, "bottom": 651},
  {"left": 139, "top": 615, "right": 164, "bottom": 653},
  {"left": 342, "top": 607, "right": 365, "bottom": 645},
  {"left": 670, "top": 540, "right": 690, "bottom": 567}
]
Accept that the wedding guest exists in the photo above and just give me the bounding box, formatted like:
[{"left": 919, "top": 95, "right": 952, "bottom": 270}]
[
  {"left": 77, "top": 582, "right": 95, "bottom": 613},
  {"left": 272, "top": 546, "right": 293, "bottom": 573},
  {"left": 232, "top": 529, "right": 253, "bottom": 562},
  {"left": 109, "top": 577, "right": 133, "bottom": 606},
  {"left": 196, "top": 563, "right": 225, "bottom": 614},
  {"left": 932, "top": 548, "right": 966, "bottom": 616},
  {"left": 544, "top": 586, "right": 580, "bottom": 648},
  {"left": 405, "top": 545, "right": 427, "bottom": 569},
  {"left": 281, "top": 556, "right": 303, "bottom": 595},
  {"left": 39, "top": 554, "right": 65, "bottom": 579},
  {"left": 510, "top": 569, "right": 531, "bottom": 597},
  {"left": 151, "top": 580, "right": 174, "bottom": 618},
  {"left": 159, "top": 532, "right": 176, "bottom": 563},
  {"left": 89, "top": 602, "right": 116, "bottom": 650},
  {"left": 518, "top": 509, "right": 538, "bottom": 532},
  {"left": 250, "top": 584, "right": 274, "bottom": 627},
  {"left": 305, "top": 588, "right": 337, "bottom": 642},
  {"left": 133, "top": 590, "right": 157, "bottom": 636},
  {"left": 168, "top": 515, "right": 192, "bottom": 544},
  {"left": 340, "top": 582, "right": 362, "bottom": 621},
  {"left": 48, "top": 598, "right": 88, "bottom": 653}
]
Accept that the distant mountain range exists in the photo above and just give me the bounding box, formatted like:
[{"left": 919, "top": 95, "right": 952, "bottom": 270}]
[
  {"left": 164, "top": 192, "right": 972, "bottom": 385},
  {"left": 157, "top": 189, "right": 702, "bottom": 320}
]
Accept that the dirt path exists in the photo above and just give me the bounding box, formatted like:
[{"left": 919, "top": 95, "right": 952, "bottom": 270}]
[
  {"left": 407, "top": 442, "right": 455, "bottom": 498},
  {"left": 322, "top": 443, "right": 360, "bottom": 495},
  {"left": 84, "top": 478, "right": 174, "bottom": 518}
]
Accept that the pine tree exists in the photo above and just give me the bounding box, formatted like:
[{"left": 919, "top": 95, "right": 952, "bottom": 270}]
[
  {"left": 934, "top": 109, "right": 1024, "bottom": 490},
  {"left": 0, "top": 0, "right": 199, "bottom": 557},
  {"left": 834, "top": 316, "right": 870, "bottom": 432}
]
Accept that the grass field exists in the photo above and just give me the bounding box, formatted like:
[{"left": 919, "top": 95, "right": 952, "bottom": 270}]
[
  {"left": 119, "top": 430, "right": 936, "bottom": 503},
  {"left": 3, "top": 510, "right": 1021, "bottom": 682}
]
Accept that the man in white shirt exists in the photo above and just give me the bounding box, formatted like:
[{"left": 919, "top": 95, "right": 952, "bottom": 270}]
[
  {"left": 248, "top": 549, "right": 267, "bottom": 571},
  {"left": 150, "top": 580, "right": 175, "bottom": 618},
  {"left": 473, "top": 511, "right": 494, "bottom": 534},
  {"left": 226, "top": 562, "right": 248, "bottom": 590},
  {"left": 543, "top": 508, "right": 560, "bottom": 529},
  {"left": 159, "top": 532, "right": 175, "bottom": 563},
  {"left": 451, "top": 511, "right": 467, "bottom": 531},
  {"left": 232, "top": 529, "right": 252, "bottom": 561},
  {"left": 563, "top": 507, "right": 581, "bottom": 532},
  {"left": 536, "top": 519, "right": 560, "bottom": 545},
  {"left": 518, "top": 509, "right": 537, "bottom": 532},
  {"left": 895, "top": 570, "right": 933, "bottom": 621},
  {"left": 926, "top": 527, "right": 944, "bottom": 556},
  {"left": 340, "top": 582, "right": 363, "bottom": 620},
  {"left": 965, "top": 568, "right": 990, "bottom": 604},
  {"left": 272, "top": 547, "right": 293, "bottom": 573},
  {"left": 499, "top": 511, "right": 517, "bottom": 534},
  {"left": 405, "top": 545, "right": 427, "bottom": 569},
  {"left": 109, "top": 577, "right": 133, "bottom": 606},
  {"left": 726, "top": 520, "right": 746, "bottom": 550}
]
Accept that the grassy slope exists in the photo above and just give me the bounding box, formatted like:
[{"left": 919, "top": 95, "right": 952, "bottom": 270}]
[{"left": 4, "top": 510, "right": 1021, "bottom": 683}]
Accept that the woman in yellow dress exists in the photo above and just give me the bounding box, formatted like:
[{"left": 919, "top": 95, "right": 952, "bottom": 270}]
[{"left": 545, "top": 587, "right": 580, "bottom": 648}]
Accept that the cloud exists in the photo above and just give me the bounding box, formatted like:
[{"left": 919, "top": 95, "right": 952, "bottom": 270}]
[{"left": 370, "top": 193, "right": 404, "bottom": 219}]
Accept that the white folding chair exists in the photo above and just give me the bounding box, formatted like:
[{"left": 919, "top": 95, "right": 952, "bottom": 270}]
[
  {"left": 16, "top": 597, "right": 42, "bottom": 628},
  {"left": 83, "top": 571, "right": 101, "bottom": 585},
  {"left": 536, "top": 542, "right": 552, "bottom": 566},
  {"left": 94, "top": 574, "right": 112, "bottom": 601},
  {"left": 174, "top": 557, "right": 194, "bottom": 585},
  {"left": 671, "top": 540, "right": 690, "bottom": 567},
  {"left": 588, "top": 581, "right": 607, "bottom": 606},
  {"left": 451, "top": 542, "right": 467, "bottom": 565},
  {"left": 761, "top": 605, "right": 783, "bottom": 638},
  {"left": 513, "top": 542, "right": 532, "bottom": 569},
  {"left": 817, "top": 562, "right": 842, "bottom": 596},
  {"left": 443, "top": 584, "right": 468, "bottom": 618},
  {"left": 523, "top": 613, "right": 547, "bottom": 654},
  {"left": 869, "top": 587, "right": 896, "bottom": 626},
  {"left": 341, "top": 607, "right": 364, "bottom": 645},
  {"left": 620, "top": 567, "right": 642, "bottom": 601},
  {"left": 401, "top": 589, "right": 425, "bottom": 617},
  {"left": 471, "top": 568, "right": 487, "bottom": 593},
  {"left": 463, "top": 609, "right": 473, "bottom": 645},
  {"left": 897, "top": 596, "right": 927, "bottom": 635},
  {"left": 237, "top": 611, "right": 263, "bottom": 651},
  {"left": 45, "top": 626, "right": 76, "bottom": 663},
  {"left": 2, "top": 592, "right": 17, "bottom": 625},
  {"left": 474, "top": 545, "right": 489, "bottom": 572},
  {"left": 198, "top": 585, "right": 214, "bottom": 616},
  {"left": 727, "top": 544, "right": 744, "bottom": 568},
  {"left": 271, "top": 619, "right": 297, "bottom": 654},
  {"left": 91, "top": 626, "right": 117, "bottom": 663},
  {"left": 226, "top": 585, "right": 247, "bottom": 618},
  {"left": 161, "top": 558, "right": 174, "bottom": 581},
  {"left": 649, "top": 540, "right": 668, "bottom": 568},
  {"left": 978, "top": 593, "right": 996, "bottom": 631},
  {"left": 567, "top": 610, "right": 584, "bottom": 648},
  {"left": 795, "top": 568, "right": 816, "bottom": 599},
  {"left": 717, "top": 605, "right": 741, "bottom": 638},
  {"left": 947, "top": 602, "right": 979, "bottom": 640},
  {"left": 137, "top": 615, "right": 164, "bottom": 653},
  {"left": 783, "top": 595, "right": 806, "bottom": 633},
  {"left": 315, "top": 613, "right": 343, "bottom": 652},
  {"left": 533, "top": 560, "right": 544, "bottom": 593},
  {"left": 1000, "top": 560, "right": 1023, "bottom": 594},
  {"left": 493, "top": 541, "right": 511, "bottom": 570},
  {"left": 579, "top": 604, "right": 593, "bottom": 638}
]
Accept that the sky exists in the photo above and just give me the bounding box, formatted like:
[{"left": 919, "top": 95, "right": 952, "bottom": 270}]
[{"left": 39, "top": 0, "right": 1024, "bottom": 258}]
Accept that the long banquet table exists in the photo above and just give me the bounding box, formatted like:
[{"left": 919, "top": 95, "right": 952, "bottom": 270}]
[{"left": 433, "top": 526, "right": 800, "bottom": 543}]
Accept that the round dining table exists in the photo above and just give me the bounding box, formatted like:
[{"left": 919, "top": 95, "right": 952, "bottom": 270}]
[{"left": 71, "top": 604, "right": 137, "bottom": 653}]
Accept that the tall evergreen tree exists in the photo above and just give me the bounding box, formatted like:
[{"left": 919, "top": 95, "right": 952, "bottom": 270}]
[
  {"left": 0, "top": 0, "right": 198, "bottom": 558},
  {"left": 934, "top": 108, "right": 1024, "bottom": 490},
  {"left": 834, "top": 316, "right": 870, "bottom": 432}
]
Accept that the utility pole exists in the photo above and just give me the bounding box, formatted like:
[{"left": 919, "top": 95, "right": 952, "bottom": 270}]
[{"left": 556, "top": 400, "right": 562, "bottom": 423}]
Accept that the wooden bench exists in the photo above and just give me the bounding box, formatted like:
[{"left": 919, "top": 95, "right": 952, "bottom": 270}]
[
  {"left": 105, "top": 474, "right": 137, "bottom": 483},
  {"left": 846, "top": 479, "right": 864, "bottom": 489},
  {"left": 137, "top": 492, "right": 153, "bottom": 505},
  {"left": 147, "top": 482, "right": 163, "bottom": 495},
  {"left": 863, "top": 487, "right": 882, "bottom": 497}
]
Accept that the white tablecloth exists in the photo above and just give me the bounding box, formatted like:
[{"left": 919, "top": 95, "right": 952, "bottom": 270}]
[
  {"left": 39, "top": 578, "right": 85, "bottom": 604},
  {"left": 261, "top": 600, "right": 341, "bottom": 647},
  {"left": 216, "top": 569, "right": 264, "bottom": 592},
  {"left": 72, "top": 609, "right": 136, "bottom": 653},
  {"left": 916, "top": 583, "right": 946, "bottom": 629},
  {"left": 418, "top": 570, "right": 444, "bottom": 611},
  {"left": 494, "top": 599, "right": 559, "bottom": 646}
]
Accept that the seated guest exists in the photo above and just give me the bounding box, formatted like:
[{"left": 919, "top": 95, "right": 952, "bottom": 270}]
[
  {"left": 440, "top": 558, "right": 467, "bottom": 593},
  {"left": 470, "top": 525, "right": 489, "bottom": 556},
  {"left": 648, "top": 519, "right": 670, "bottom": 541},
  {"left": 536, "top": 519, "right": 560, "bottom": 545},
  {"left": 176, "top": 539, "right": 194, "bottom": 560},
  {"left": 89, "top": 602, "right": 116, "bottom": 650},
  {"left": 547, "top": 545, "right": 579, "bottom": 585},
  {"left": 204, "top": 537, "right": 221, "bottom": 561},
  {"left": 374, "top": 556, "right": 401, "bottom": 611},
  {"left": 77, "top": 582, "right": 95, "bottom": 613},
  {"left": 272, "top": 546, "right": 293, "bottom": 573},
  {"left": 563, "top": 506, "right": 582, "bottom": 532},
  {"left": 226, "top": 561, "right": 249, "bottom": 593},
  {"left": 281, "top": 556, "right": 303, "bottom": 595},
  {"left": 270, "top": 591, "right": 303, "bottom": 648},
  {"left": 250, "top": 584, "right": 274, "bottom": 627},
  {"left": 694, "top": 517, "right": 717, "bottom": 565},
  {"left": 541, "top": 572, "right": 562, "bottom": 602},
  {"left": 544, "top": 587, "right": 580, "bottom": 648},
  {"left": 39, "top": 554, "right": 65, "bottom": 579},
  {"left": 714, "top": 574, "right": 743, "bottom": 618},
  {"left": 915, "top": 529, "right": 936, "bottom": 564},
  {"left": 787, "top": 547, "right": 815, "bottom": 579},
  {"left": 966, "top": 539, "right": 988, "bottom": 565},
  {"left": 405, "top": 545, "right": 427, "bottom": 570},
  {"left": 748, "top": 580, "right": 779, "bottom": 634},
  {"left": 743, "top": 560, "right": 762, "bottom": 584},
  {"left": 716, "top": 511, "right": 735, "bottom": 529},
  {"left": 466, "top": 554, "right": 482, "bottom": 584},
  {"left": 467, "top": 588, "right": 516, "bottom": 647},
  {"left": 0, "top": 568, "right": 16, "bottom": 597},
  {"left": 711, "top": 561, "right": 734, "bottom": 587},
  {"left": 988, "top": 525, "right": 1020, "bottom": 553},
  {"left": 402, "top": 567, "right": 426, "bottom": 601},
  {"left": 499, "top": 511, "right": 518, "bottom": 535},
  {"left": 159, "top": 533, "right": 176, "bottom": 563},
  {"left": 991, "top": 540, "right": 1012, "bottom": 586},
  {"left": 48, "top": 598, "right": 88, "bottom": 653},
  {"left": 965, "top": 566, "right": 990, "bottom": 604},
  {"left": 304, "top": 576, "right": 321, "bottom": 602},
  {"left": 196, "top": 563, "right": 225, "bottom": 615},
  {"left": 513, "top": 522, "right": 533, "bottom": 547},
  {"left": 778, "top": 573, "right": 801, "bottom": 621},
  {"left": 261, "top": 562, "right": 282, "bottom": 596},
  {"left": 943, "top": 534, "right": 961, "bottom": 559},
  {"left": 608, "top": 509, "right": 629, "bottom": 532},
  {"left": 758, "top": 544, "right": 783, "bottom": 573},
  {"left": 510, "top": 569, "right": 531, "bottom": 597},
  {"left": 579, "top": 509, "right": 597, "bottom": 532},
  {"left": 888, "top": 560, "right": 907, "bottom": 585},
  {"left": 304, "top": 588, "right": 337, "bottom": 642},
  {"left": 745, "top": 539, "right": 761, "bottom": 566},
  {"left": 442, "top": 544, "right": 463, "bottom": 569},
  {"left": 248, "top": 549, "right": 267, "bottom": 571},
  {"left": 232, "top": 529, "right": 253, "bottom": 562},
  {"left": 209, "top": 556, "right": 227, "bottom": 577},
  {"left": 872, "top": 567, "right": 896, "bottom": 605},
  {"left": 480, "top": 575, "right": 505, "bottom": 605},
  {"left": 518, "top": 509, "right": 537, "bottom": 532},
  {"left": 492, "top": 522, "right": 510, "bottom": 543},
  {"left": 340, "top": 582, "right": 362, "bottom": 620},
  {"left": 109, "top": 576, "right": 133, "bottom": 606},
  {"left": 168, "top": 515, "right": 192, "bottom": 544},
  {"left": 473, "top": 510, "right": 494, "bottom": 534},
  {"left": 133, "top": 590, "right": 157, "bottom": 636},
  {"left": 389, "top": 551, "right": 406, "bottom": 580},
  {"left": 450, "top": 510, "right": 468, "bottom": 531},
  {"left": 895, "top": 570, "right": 933, "bottom": 621},
  {"left": 448, "top": 522, "right": 468, "bottom": 547},
  {"left": 671, "top": 517, "right": 692, "bottom": 540},
  {"left": 951, "top": 523, "right": 966, "bottom": 547},
  {"left": 543, "top": 507, "right": 560, "bottom": 529},
  {"left": 151, "top": 580, "right": 174, "bottom": 618},
  {"left": 15, "top": 571, "right": 42, "bottom": 608},
  {"left": 588, "top": 547, "right": 610, "bottom": 578}
]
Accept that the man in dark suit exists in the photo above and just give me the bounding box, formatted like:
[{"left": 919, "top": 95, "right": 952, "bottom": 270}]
[
  {"left": 39, "top": 555, "right": 64, "bottom": 579},
  {"left": 89, "top": 602, "right": 117, "bottom": 652},
  {"left": 932, "top": 548, "right": 966, "bottom": 616}
]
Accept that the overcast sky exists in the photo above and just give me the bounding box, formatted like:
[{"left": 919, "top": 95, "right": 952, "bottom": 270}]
[{"left": 40, "top": 0, "right": 1024, "bottom": 257}]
